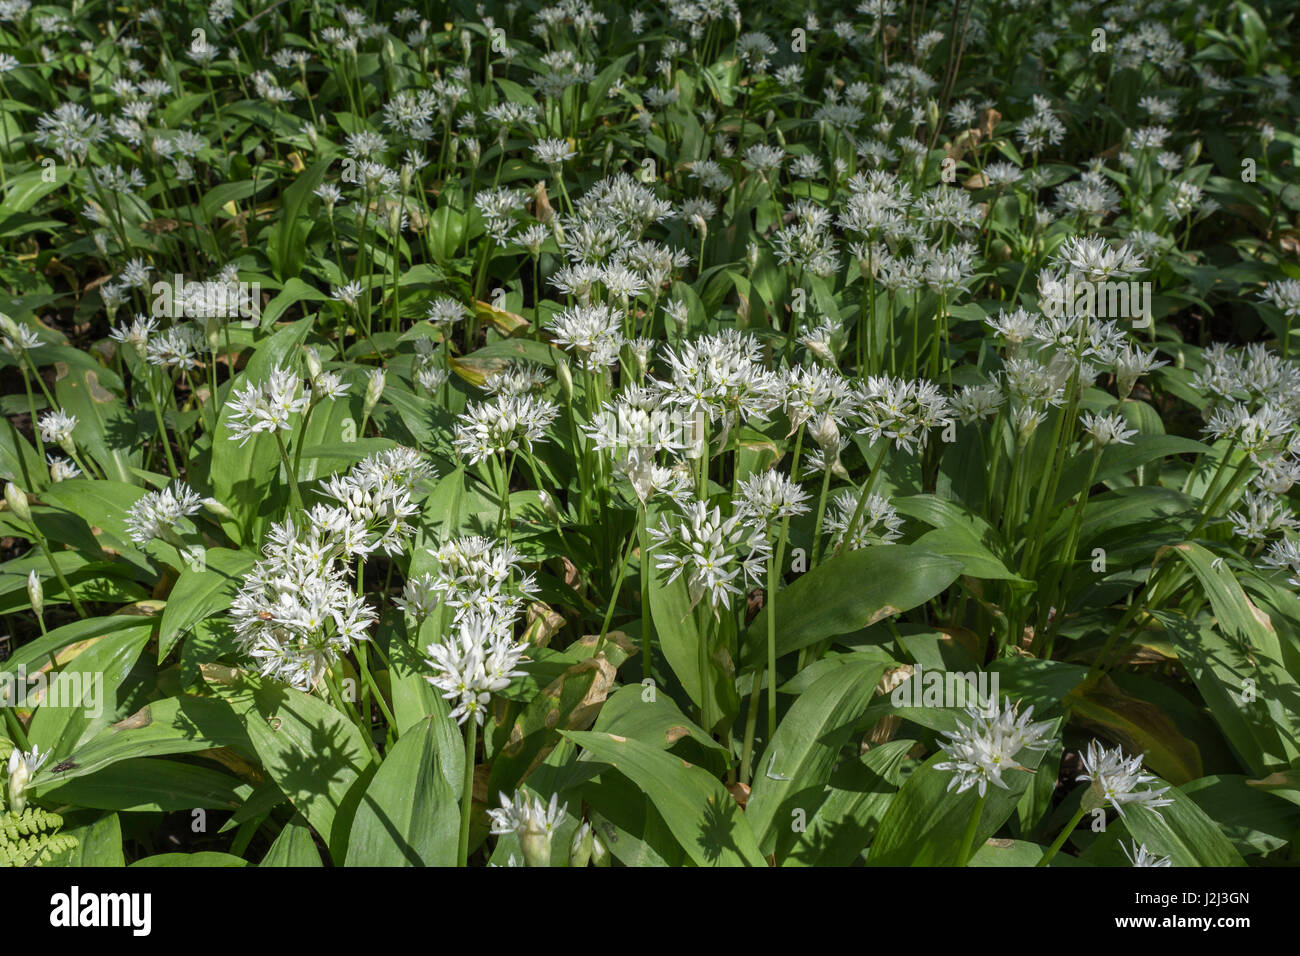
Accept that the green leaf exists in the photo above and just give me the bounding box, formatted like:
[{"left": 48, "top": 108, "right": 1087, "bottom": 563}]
[
  {"left": 131, "top": 851, "right": 249, "bottom": 867},
  {"left": 30, "top": 694, "right": 250, "bottom": 793},
  {"left": 345, "top": 716, "right": 459, "bottom": 866},
  {"left": 1121, "top": 783, "right": 1247, "bottom": 867},
  {"left": 740, "top": 546, "right": 963, "bottom": 670},
  {"left": 267, "top": 159, "right": 331, "bottom": 281},
  {"left": 747, "top": 657, "right": 887, "bottom": 858},
  {"left": 158, "top": 548, "right": 257, "bottom": 659},
  {"left": 214, "top": 675, "right": 372, "bottom": 848},
  {"left": 565, "top": 730, "right": 766, "bottom": 867},
  {"left": 784, "top": 739, "right": 913, "bottom": 867},
  {"left": 24, "top": 621, "right": 155, "bottom": 757},
  {"left": 262, "top": 813, "right": 323, "bottom": 866},
  {"left": 40, "top": 758, "right": 247, "bottom": 811}
]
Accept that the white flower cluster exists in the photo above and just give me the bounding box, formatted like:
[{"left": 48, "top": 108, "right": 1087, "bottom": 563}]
[
  {"left": 648, "top": 497, "right": 771, "bottom": 610},
  {"left": 934, "top": 697, "right": 1055, "bottom": 797}
]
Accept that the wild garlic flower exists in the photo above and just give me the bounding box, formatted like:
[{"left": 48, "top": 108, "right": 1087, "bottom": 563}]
[
  {"left": 734, "top": 471, "right": 810, "bottom": 533},
  {"left": 145, "top": 325, "right": 204, "bottom": 370},
  {"left": 986, "top": 307, "right": 1040, "bottom": 347},
  {"left": 1204, "top": 402, "right": 1292, "bottom": 456},
  {"left": 1015, "top": 94, "right": 1066, "bottom": 156},
  {"left": 1076, "top": 739, "right": 1173, "bottom": 817},
  {"left": 648, "top": 498, "right": 771, "bottom": 610},
  {"left": 0, "top": 316, "right": 40, "bottom": 355},
  {"left": 783, "top": 366, "right": 854, "bottom": 436},
  {"left": 1050, "top": 235, "right": 1145, "bottom": 283},
  {"left": 772, "top": 200, "right": 839, "bottom": 277},
  {"left": 125, "top": 481, "right": 204, "bottom": 546},
  {"left": 1227, "top": 489, "right": 1297, "bottom": 542},
  {"left": 854, "top": 376, "right": 953, "bottom": 455},
  {"left": 653, "top": 330, "right": 783, "bottom": 436},
  {"left": 1115, "top": 344, "right": 1167, "bottom": 399},
  {"left": 6, "top": 745, "right": 49, "bottom": 812},
  {"left": 46, "top": 455, "right": 80, "bottom": 482},
  {"left": 315, "top": 447, "right": 434, "bottom": 556},
  {"left": 410, "top": 535, "right": 541, "bottom": 625},
  {"left": 934, "top": 697, "right": 1055, "bottom": 797},
  {"left": 452, "top": 394, "right": 559, "bottom": 465},
  {"left": 230, "top": 517, "right": 375, "bottom": 690},
  {"left": 531, "top": 137, "right": 576, "bottom": 166},
  {"left": 824, "top": 489, "right": 903, "bottom": 550},
  {"left": 952, "top": 383, "right": 1005, "bottom": 423},
  {"left": 546, "top": 303, "right": 625, "bottom": 371},
  {"left": 37, "top": 409, "right": 77, "bottom": 446},
  {"left": 1122, "top": 840, "right": 1172, "bottom": 867},
  {"left": 487, "top": 790, "right": 566, "bottom": 866},
  {"left": 1259, "top": 279, "right": 1300, "bottom": 319},
  {"left": 426, "top": 296, "right": 470, "bottom": 325},
  {"left": 482, "top": 362, "right": 552, "bottom": 397},
  {"left": 1080, "top": 411, "right": 1138, "bottom": 447},
  {"left": 425, "top": 609, "right": 528, "bottom": 725},
  {"left": 226, "top": 364, "right": 310, "bottom": 445}
]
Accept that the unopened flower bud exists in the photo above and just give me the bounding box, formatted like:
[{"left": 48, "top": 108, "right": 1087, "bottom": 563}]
[
  {"left": 570, "top": 821, "right": 594, "bottom": 867},
  {"left": 202, "top": 497, "right": 235, "bottom": 521},
  {"left": 4, "top": 482, "right": 31, "bottom": 523},
  {"left": 27, "top": 570, "right": 42, "bottom": 618},
  {"left": 303, "top": 346, "right": 323, "bottom": 380},
  {"left": 590, "top": 830, "right": 610, "bottom": 866},
  {"left": 363, "top": 368, "right": 386, "bottom": 419}
]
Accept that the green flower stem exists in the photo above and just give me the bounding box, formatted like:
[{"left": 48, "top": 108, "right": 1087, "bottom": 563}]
[
  {"left": 596, "top": 519, "right": 639, "bottom": 654},
  {"left": 4, "top": 707, "right": 31, "bottom": 751},
  {"left": 272, "top": 429, "right": 304, "bottom": 512},
  {"left": 1040, "top": 443, "right": 1103, "bottom": 657},
  {"left": 766, "top": 552, "right": 779, "bottom": 739},
  {"left": 1037, "top": 804, "right": 1088, "bottom": 867},
  {"left": 27, "top": 521, "right": 88, "bottom": 618},
  {"left": 833, "top": 439, "right": 890, "bottom": 560},
  {"left": 324, "top": 667, "right": 380, "bottom": 763},
  {"left": 638, "top": 504, "right": 653, "bottom": 680},
  {"left": 457, "top": 717, "right": 479, "bottom": 867},
  {"left": 738, "top": 667, "right": 764, "bottom": 784}
]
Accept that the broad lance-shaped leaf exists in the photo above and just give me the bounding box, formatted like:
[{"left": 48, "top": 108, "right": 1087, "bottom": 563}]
[
  {"left": 592, "top": 684, "right": 728, "bottom": 776},
  {"left": 24, "top": 621, "right": 154, "bottom": 757},
  {"left": 40, "top": 758, "right": 249, "bottom": 812},
  {"left": 868, "top": 719, "right": 1060, "bottom": 866},
  {"left": 783, "top": 739, "right": 913, "bottom": 867},
  {"left": 564, "top": 730, "right": 766, "bottom": 867},
  {"left": 647, "top": 553, "right": 740, "bottom": 731},
  {"left": 29, "top": 694, "right": 252, "bottom": 793},
  {"left": 1164, "top": 542, "right": 1300, "bottom": 769},
  {"left": 208, "top": 672, "right": 371, "bottom": 849},
  {"left": 1082, "top": 782, "right": 1246, "bottom": 867},
  {"left": 747, "top": 657, "right": 887, "bottom": 858},
  {"left": 740, "top": 545, "right": 962, "bottom": 671},
  {"left": 262, "top": 813, "right": 323, "bottom": 867},
  {"left": 158, "top": 547, "right": 256, "bottom": 659},
  {"left": 345, "top": 716, "right": 459, "bottom": 866}
]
